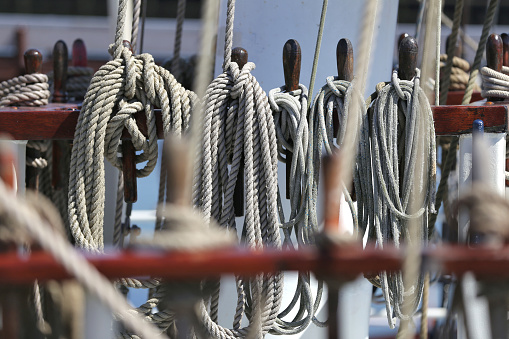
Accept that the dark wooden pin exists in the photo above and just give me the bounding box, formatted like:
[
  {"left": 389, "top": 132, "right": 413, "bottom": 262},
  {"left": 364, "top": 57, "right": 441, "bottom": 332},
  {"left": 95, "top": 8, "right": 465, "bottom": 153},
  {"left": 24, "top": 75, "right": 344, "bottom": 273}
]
[
  {"left": 399, "top": 36, "right": 418, "bottom": 81},
  {"left": 333, "top": 38, "right": 354, "bottom": 138},
  {"left": 282, "top": 39, "right": 301, "bottom": 199},
  {"left": 52, "top": 40, "right": 68, "bottom": 104},
  {"left": 501, "top": 33, "right": 509, "bottom": 67},
  {"left": 398, "top": 33, "right": 410, "bottom": 50},
  {"left": 232, "top": 47, "right": 247, "bottom": 216},
  {"left": 72, "top": 39, "right": 88, "bottom": 67},
  {"left": 486, "top": 33, "right": 503, "bottom": 102},
  {"left": 24, "top": 49, "right": 44, "bottom": 191},
  {"left": 23, "top": 49, "right": 43, "bottom": 74},
  {"left": 121, "top": 40, "right": 138, "bottom": 203},
  {"left": 51, "top": 41, "right": 69, "bottom": 189}
]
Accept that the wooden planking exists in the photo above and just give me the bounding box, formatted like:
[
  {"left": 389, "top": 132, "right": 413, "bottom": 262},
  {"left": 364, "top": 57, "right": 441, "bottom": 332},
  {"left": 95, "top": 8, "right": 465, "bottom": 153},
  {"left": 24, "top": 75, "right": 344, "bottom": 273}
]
[{"left": 0, "top": 103, "right": 507, "bottom": 140}]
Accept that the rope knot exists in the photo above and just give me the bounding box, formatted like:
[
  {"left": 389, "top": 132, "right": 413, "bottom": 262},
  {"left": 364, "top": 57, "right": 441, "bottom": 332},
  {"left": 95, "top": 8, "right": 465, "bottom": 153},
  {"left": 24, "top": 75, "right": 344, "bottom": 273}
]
[{"left": 229, "top": 61, "right": 255, "bottom": 99}]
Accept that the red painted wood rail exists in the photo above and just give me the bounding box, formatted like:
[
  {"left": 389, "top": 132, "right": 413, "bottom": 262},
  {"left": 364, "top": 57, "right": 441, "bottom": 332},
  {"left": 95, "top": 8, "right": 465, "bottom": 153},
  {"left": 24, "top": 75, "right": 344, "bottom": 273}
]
[{"left": 1, "top": 244, "right": 509, "bottom": 285}]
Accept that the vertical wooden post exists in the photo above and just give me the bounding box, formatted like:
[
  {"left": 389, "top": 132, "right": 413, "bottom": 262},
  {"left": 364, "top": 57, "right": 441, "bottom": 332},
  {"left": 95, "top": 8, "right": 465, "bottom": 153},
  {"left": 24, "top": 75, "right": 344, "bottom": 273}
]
[
  {"left": 24, "top": 49, "right": 43, "bottom": 191},
  {"left": 333, "top": 38, "right": 354, "bottom": 137},
  {"left": 502, "top": 33, "right": 509, "bottom": 67},
  {"left": 282, "top": 39, "right": 301, "bottom": 199},
  {"left": 232, "top": 47, "right": 248, "bottom": 216},
  {"left": 486, "top": 33, "right": 503, "bottom": 103},
  {"left": 72, "top": 39, "right": 88, "bottom": 67},
  {"left": 52, "top": 40, "right": 68, "bottom": 104}
]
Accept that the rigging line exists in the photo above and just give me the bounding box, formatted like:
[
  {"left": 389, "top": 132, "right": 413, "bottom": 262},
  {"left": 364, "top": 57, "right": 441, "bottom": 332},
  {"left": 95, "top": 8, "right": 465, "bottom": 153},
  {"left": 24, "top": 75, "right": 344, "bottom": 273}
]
[
  {"left": 139, "top": 0, "right": 148, "bottom": 53},
  {"left": 306, "top": 0, "right": 328, "bottom": 111},
  {"left": 414, "top": 0, "right": 427, "bottom": 41}
]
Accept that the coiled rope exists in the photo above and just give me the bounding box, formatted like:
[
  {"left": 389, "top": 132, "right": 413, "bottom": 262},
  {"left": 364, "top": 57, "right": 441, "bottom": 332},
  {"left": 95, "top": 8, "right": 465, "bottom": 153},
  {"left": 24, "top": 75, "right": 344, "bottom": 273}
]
[
  {"left": 67, "top": 0, "right": 197, "bottom": 251},
  {"left": 192, "top": 0, "right": 284, "bottom": 336},
  {"left": 0, "top": 72, "right": 50, "bottom": 107},
  {"left": 440, "top": 55, "right": 472, "bottom": 91},
  {"left": 480, "top": 66, "right": 509, "bottom": 99},
  {"left": 366, "top": 69, "right": 436, "bottom": 328},
  {"left": 268, "top": 84, "right": 326, "bottom": 334}
]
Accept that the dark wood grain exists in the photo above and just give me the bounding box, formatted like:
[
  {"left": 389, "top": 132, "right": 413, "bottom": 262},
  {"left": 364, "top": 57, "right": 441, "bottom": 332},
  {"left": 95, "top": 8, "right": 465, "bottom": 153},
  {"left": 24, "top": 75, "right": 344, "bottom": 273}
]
[
  {"left": 283, "top": 39, "right": 301, "bottom": 91},
  {"left": 336, "top": 38, "right": 353, "bottom": 82},
  {"left": 446, "top": 91, "right": 484, "bottom": 105},
  {"left": 399, "top": 36, "right": 418, "bottom": 80},
  {"left": 231, "top": 47, "right": 248, "bottom": 70},
  {"left": 398, "top": 33, "right": 409, "bottom": 50},
  {"left": 487, "top": 33, "right": 503, "bottom": 72},
  {"left": 72, "top": 39, "right": 87, "bottom": 67},
  {"left": 232, "top": 47, "right": 247, "bottom": 216},
  {"left": 282, "top": 39, "right": 301, "bottom": 199},
  {"left": 122, "top": 140, "right": 137, "bottom": 203},
  {"left": 23, "top": 49, "right": 43, "bottom": 74},
  {"left": 52, "top": 40, "right": 68, "bottom": 103},
  {"left": 502, "top": 33, "right": 509, "bottom": 67},
  {"left": 486, "top": 33, "right": 503, "bottom": 102}
]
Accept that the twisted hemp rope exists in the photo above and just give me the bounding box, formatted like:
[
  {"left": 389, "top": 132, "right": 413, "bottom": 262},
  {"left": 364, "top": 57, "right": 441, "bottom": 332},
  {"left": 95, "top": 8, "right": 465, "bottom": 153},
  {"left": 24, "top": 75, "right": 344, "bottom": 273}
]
[
  {"left": 0, "top": 73, "right": 50, "bottom": 107},
  {"left": 192, "top": 0, "right": 283, "bottom": 337},
  {"left": 480, "top": 65, "right": 509, "bottom": 99},
  {"left": 67, "top": 0, "right": 197, "bottom": 251},
  {"left": 366, "top": 69, "right": 436, "bottom": 328}
]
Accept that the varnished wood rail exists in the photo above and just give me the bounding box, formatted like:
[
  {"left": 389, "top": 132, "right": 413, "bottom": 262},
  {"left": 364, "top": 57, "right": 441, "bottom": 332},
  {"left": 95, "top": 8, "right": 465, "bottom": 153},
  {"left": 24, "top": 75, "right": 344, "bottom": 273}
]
[{"left": 0, "top": 102, "right": 507, "bottom": 140}]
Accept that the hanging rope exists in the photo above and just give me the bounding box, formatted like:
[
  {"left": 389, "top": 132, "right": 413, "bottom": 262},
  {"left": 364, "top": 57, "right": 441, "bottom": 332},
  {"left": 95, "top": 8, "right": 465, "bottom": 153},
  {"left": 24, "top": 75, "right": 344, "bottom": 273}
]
[
  {"left": 192, "top": 0, "right": 284, "bottom": 336},
  {"left": 365, "top": 69, "right": 436, "bottom": 329},
  {"left": 440, "top": 55, "right": 472, "bottom": 91},
  {"left": 68, "top": 0, "right": 197, "bottom": 251}
]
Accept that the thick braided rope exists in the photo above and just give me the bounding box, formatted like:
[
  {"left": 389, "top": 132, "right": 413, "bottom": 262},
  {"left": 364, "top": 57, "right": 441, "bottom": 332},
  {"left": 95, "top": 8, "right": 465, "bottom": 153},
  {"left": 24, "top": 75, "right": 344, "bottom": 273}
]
[
  {"left": 68, "top": 44, "right": 197, "bottom": 252},
  {"left": 267, "top": 85, "right": 326, "bottom": 334},
  {"left": 131, "top": 0, "right": 142, "bottom": 53},
  {"left": 170, "top": 0, "right": 187, "bottom": 79},
  {"left": 0, "top": 180, "right": 168, "bottom": 339},
  {"left": 480, "top": 66, "right": 509, "bottom": 99},
  {"left": 0, "top": 73, "right": 50, "bottom": 107},
  {"left": 192, "top": 59, "right": 283, "bottom": 338},
  {"left": 368, "top": 69, "right": 436, "bottom": 328},
  {"left": 67, "top": 66, "right": 94, "bottom": 99}
]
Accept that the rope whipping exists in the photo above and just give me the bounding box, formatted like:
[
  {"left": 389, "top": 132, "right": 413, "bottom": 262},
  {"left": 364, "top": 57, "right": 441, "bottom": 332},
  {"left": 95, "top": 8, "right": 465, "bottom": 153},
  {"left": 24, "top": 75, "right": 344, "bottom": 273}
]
[
  {"left": 192, "top": 0, "right": 283, "bottom": 336},
  {"left": 67, "top": 0, "right": 197, "bottom": 251},
  {"left": 364, "top": 69, "right": 436, "bottom": 329}
]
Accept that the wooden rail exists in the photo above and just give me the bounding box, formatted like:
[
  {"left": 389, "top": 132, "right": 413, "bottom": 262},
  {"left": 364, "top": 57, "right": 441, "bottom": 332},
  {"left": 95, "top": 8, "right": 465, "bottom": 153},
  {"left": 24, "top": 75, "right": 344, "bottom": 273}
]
[
  {"left": 0, "top": 103, "right": 507, "bottom": 140},
  {"left": 1, "top": 243, "right": 509, "bottom": 285}
]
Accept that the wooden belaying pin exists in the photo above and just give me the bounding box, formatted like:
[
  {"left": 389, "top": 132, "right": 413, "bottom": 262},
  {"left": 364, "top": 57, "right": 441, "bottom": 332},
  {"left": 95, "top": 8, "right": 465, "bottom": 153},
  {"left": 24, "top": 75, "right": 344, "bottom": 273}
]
[
  {"left": 445, "top": 33, "right": 463, "bottom": 58},
  {"left": 398, "top": 36, "right": 418, "bottom": 81},
  {"left": 24, "top": 49, "right": 44, "bottom": 191},
  {"left": 121, "top": 40, "right": 138, "bottom": 203},
  {"left": 486, "top": 33, "right": 503, "bottom": 103},
  {"left": 282, "top": 39, "right": 301, "bottom": 200},
  {"left": 501, "top": 33, "right": 509, "bottom": 67},
  {"left": 232, "top": 47, "right": 247, "bottom": 217},
  {"left": 52, "top": 40, "right": 68, "bottom": 103},
  {"left": 322, "top": 152, "right": 343, "bottom": 235},
  {"left": 398, "top": 33, "right": 410, "bottom": 50},
  {"left": 72, "top": 39, "right": 88, "bottom": 68},
  {"left": 51, "top": 40, "right": 69, "bottom": 189},
  {"left": 333, "top": 38, "right": 353, "bottom": 138}
]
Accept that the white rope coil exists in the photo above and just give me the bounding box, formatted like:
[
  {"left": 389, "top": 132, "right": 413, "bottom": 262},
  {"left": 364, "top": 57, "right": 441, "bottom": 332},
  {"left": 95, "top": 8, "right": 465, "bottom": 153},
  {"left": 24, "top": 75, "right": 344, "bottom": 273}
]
[
  {"left": 481, "top": 65, "right": 509, "bottom": 99},
  {"left": 0, "top": 73, "right": 50, "bottom": 107}
]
